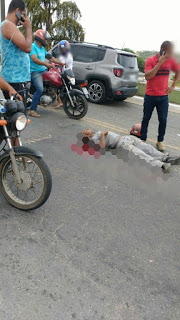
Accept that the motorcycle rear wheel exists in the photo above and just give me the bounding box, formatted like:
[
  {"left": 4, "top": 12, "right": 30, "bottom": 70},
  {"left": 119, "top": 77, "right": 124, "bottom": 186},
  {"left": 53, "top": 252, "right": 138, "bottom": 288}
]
[
  {"left": 0, "top": 155, "right": 52, "bottom": 211},
  {"left": 63, "top": 93, "right": 88, "bottom": 120}
]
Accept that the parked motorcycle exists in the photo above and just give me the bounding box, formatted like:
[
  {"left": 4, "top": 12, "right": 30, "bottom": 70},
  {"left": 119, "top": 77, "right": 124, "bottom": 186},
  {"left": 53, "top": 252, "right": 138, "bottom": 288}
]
[
  {"left": 27, "top": 67, "right": 89, "bottom": 120},
  {"left": 0, "top": 98, "right": 52, "bottom": 210}
]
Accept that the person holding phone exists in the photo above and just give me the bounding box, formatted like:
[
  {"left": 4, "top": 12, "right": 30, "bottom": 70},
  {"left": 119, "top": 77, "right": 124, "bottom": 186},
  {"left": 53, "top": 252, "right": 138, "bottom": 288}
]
[
  {"left": 0, "top": 0, "right": 32, "bottom": 106},
  {"left": 140, "top": 41, "right": 180, "bottom": 151}
]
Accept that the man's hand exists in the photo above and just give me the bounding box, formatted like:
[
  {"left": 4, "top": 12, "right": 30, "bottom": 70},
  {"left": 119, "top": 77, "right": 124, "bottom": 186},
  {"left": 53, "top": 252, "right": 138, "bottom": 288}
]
[
  {"left": 8, "top": 88, "right": 22, "bottom": 101},
  {"left": 20, "top": 16, "right": 31, "bottom": 29},
  {"left": 102, "top": 131, "right": 108, "bottom": 136},
  {"left": 46, "top": 63, "right": 55, "bottom": 69},
  {"left": 166, "top": 86, "right": 174, "bottom": 95},
  {"left": 158, "top": 53, "right": 168, "bottom": 65}
]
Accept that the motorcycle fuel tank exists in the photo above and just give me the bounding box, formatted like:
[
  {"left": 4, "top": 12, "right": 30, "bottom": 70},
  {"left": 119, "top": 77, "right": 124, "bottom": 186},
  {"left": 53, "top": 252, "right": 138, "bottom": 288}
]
[{"left": 43, "top": 68, "right": 63, "bottom": 87}]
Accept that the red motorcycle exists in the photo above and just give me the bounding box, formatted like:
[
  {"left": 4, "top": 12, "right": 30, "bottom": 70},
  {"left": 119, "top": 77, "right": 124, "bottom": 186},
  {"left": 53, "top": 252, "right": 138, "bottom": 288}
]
[{"left": 28, "top": 66, "right": 89, "bottom": 120}]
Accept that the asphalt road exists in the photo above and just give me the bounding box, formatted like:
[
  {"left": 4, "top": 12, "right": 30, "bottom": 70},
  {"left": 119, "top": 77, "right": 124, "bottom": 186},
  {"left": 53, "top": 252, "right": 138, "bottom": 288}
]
[{"left": 0, "top": 97, "right": 180, "bottom": 320}]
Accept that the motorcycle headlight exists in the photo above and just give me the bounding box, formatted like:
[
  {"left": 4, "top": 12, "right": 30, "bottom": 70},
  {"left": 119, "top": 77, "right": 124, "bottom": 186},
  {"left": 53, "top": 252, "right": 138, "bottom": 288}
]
[
  {"left": 70, "top": 78, "right": 76, "bottom": 86},
  {"left": 16, "top": 114, "right": 27, "bottom": 131},
  {"left": 67, "top": 75, "right": 75, "bottom": 86},
  {"left": 11, "top": 113, "right": 28, "bottom": 131}
]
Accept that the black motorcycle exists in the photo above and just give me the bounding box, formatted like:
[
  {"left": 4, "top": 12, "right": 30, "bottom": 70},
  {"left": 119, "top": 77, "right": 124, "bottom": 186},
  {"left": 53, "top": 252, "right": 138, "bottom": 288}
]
[
  {"left": 27, "top": 67, "right": 89, "bottom": 120},
  {"left": 0, "top": 97, "right": 52, "bottom": 210}
]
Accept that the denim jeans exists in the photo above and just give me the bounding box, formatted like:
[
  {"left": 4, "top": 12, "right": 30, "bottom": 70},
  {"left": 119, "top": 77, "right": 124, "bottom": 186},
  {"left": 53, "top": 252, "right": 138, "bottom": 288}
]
[
  {"left": 141, "top": 94, "right": 169, "bottom": 142},
  {"left": 30, "top": 71, "right": 44, "bottom": 111}
]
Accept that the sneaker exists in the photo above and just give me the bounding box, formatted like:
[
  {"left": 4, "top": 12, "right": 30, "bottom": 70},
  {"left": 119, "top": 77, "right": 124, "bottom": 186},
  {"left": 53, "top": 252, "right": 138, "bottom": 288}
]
[
  {"left": 166, "top": 156, "right": 180, "bottom": 165},
  {"left": 156, "top": 142, "right": 165, "bottom": 152},
  {"left": 162, "top": 163, "right": 171, "bottom": 173}
]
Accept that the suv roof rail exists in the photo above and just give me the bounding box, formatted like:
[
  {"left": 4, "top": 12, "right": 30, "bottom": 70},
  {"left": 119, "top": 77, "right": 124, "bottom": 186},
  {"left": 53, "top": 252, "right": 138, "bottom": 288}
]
[{"left": 70, "top": 41, "right": 115, "bottom": 50}]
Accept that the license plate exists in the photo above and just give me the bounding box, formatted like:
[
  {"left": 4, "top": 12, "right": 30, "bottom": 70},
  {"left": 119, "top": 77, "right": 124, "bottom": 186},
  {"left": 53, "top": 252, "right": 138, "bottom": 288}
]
[
  {"left": 82, "top": 87, "right": 89, "bottom": 98},
  {"left": 130, "top": 74, "right": 137, "bottom": 81}
]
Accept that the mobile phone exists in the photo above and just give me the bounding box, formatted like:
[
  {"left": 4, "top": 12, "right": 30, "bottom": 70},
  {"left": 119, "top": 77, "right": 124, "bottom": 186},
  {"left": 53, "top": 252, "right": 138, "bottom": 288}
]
[
  {"left": 16, "top": 11, "right": 25, "bottom": 22},
  {"left": 160, "top": 49, "right": 166, "bottom": 56}
]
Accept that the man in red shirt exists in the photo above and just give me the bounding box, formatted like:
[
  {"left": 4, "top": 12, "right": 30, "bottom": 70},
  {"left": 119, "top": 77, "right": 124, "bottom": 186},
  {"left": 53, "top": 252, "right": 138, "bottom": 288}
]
[{"left": 140, "top": 41, "right": 180, "bottom": 151}]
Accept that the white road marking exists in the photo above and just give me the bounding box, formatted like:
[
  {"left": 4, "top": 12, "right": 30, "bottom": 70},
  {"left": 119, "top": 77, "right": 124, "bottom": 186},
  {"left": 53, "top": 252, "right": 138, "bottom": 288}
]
[{"left": 134, "top": 96, "right": 180, "bottom": 109}]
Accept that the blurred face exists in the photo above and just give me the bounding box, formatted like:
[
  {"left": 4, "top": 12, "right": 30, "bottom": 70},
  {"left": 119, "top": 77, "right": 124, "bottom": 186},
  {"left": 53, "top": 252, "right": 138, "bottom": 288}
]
[
  {"left": 61, "top": 48, "right": 67, "bottom": 55},
  {"left": 21, "top": 8, "right": 27, "bottom": 18},
  {"left": 166, "top": 45, "right": 174, "bottom": 57},
  {"left": 82, "top": 129, "right": 94, "bottom": 137}
]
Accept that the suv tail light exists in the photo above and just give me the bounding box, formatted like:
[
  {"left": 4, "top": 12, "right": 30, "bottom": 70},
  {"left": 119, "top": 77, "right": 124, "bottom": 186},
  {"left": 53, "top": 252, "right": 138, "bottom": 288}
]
[
  {"left": 114, "top": 68, "right": 122, "bottom": 77},
  {"left": 80, "top": 81, "right": 88, "bottom": 88}
]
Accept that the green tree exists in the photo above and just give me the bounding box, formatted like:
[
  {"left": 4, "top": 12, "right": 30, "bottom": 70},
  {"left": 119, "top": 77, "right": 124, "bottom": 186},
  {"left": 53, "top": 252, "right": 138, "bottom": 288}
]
[
  {"left": 137, "top": 57, "right": 145, "bottom": 72},
  {"left": 123, "top": 48, "right": 135, "bottom": 54},
  {"left": 26, "top": 0, "right": 85, "bottom": 46}
]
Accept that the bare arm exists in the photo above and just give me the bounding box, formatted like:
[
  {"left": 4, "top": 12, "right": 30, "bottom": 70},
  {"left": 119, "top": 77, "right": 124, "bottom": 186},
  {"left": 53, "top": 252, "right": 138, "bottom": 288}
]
[
  {"left": 171, "top": 70, "right": 180, "bottom": 89},
  {"left": 1, "top": 18, "right": 32, "bottom": 53},
  {"left": 51, "top": 57, "right": 64, "bottom": 66},
  {"left": 30, "top": 55, "right": 53, "bottom": 68},
  {"left": 99, "top": 131, "right": 108, "bottom": 148},
  {"left": 0, "top": 76, "right": 22, "bottom": 99},
  {"left": 145, "top": 54, "right": 168, "bottom": 80},
  {"left": 166, "top": 69, "right": 180, "bottom": 94}
]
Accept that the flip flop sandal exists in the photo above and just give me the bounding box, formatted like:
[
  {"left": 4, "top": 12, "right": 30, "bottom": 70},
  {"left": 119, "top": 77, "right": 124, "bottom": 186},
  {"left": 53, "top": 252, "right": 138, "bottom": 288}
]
[{"left": 28, "top": 111, "right": 40, "bottom": 118}]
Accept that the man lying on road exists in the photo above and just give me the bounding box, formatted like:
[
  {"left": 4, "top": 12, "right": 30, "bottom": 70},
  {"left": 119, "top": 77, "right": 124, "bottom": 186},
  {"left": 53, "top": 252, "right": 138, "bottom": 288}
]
[{"left": 82, "top": 129, "right": 180, "bottom": 173}]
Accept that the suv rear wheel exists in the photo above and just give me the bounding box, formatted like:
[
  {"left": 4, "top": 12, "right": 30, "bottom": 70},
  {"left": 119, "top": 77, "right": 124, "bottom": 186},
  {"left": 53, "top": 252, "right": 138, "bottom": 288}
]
[{"left": 88, "top": 80, "right": 106, "bottom": 104}]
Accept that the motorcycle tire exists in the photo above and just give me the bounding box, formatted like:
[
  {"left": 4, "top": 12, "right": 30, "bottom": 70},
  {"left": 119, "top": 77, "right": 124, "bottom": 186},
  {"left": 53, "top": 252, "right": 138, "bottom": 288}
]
[
  {"left": 0, "top": 155, "right": 52, "bottom": 211},
  {"left": 63, "top": 93, "right": 88, "bottom": 120}
]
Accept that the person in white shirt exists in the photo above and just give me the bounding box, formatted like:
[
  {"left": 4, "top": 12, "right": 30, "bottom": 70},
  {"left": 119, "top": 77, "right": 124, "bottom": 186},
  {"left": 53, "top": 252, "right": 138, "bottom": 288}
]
[{"left": 53, "top": 40, "right": 73, "bottom": 109}]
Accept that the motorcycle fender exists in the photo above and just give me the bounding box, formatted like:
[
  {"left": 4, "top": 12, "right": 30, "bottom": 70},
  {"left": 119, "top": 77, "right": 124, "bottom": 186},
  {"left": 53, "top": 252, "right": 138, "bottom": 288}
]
[
  {"left": 0, "top": 146, "right": 43, "bottom": 163},
  {"left": 68, "top": 89, "right": 84, "bottom": 96}
]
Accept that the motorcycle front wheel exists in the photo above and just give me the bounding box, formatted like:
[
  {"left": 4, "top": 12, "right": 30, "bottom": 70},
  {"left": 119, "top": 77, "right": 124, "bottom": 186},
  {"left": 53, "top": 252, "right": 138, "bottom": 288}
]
[
  {"left": 63, "top": 93, "right": 88, "bottom": 120},
  {"left": 0, "top": 155, "right": 52, "bottom": 211}
]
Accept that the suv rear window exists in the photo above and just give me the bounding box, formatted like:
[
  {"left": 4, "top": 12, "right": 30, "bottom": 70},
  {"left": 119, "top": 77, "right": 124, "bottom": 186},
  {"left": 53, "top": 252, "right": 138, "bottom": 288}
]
[{"left": 117, "top": 54, "right": 137, "bottom": 68}]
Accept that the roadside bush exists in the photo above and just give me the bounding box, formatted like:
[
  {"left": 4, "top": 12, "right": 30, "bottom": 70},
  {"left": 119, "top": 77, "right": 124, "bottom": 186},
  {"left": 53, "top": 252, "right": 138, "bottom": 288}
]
[{"left": 137, "top": 57, "right": 145, "bottom": 72}]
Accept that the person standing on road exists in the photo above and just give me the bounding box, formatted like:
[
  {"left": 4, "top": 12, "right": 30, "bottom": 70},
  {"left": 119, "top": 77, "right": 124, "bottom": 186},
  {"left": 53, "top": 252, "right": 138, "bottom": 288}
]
[
  {"left": 28, "top": 29, "right": 54, "bottom": 118},
  {"left": 140, "top": 41, "right": 180, "bottom": 151},
  {"left": 0, "top": 0, "right": 32, "bottom": 106}
]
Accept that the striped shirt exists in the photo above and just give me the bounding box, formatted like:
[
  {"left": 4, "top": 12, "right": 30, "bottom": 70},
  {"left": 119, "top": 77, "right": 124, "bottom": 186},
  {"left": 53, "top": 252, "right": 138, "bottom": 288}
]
[{"left": 145, "top": 54, "right": 179, "bottom": 96}]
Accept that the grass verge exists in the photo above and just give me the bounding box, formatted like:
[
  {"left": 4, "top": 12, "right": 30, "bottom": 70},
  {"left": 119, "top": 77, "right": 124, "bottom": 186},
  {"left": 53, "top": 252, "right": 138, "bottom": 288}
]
[{"left": 138, "top": 83, "right": 180, "bottom": 105}]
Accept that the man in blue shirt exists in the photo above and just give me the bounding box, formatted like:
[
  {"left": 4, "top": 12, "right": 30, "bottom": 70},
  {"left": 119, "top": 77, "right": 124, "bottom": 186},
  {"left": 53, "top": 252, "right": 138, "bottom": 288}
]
[{"left": 29, "top": 29, "right": 53, "bottom": 117}]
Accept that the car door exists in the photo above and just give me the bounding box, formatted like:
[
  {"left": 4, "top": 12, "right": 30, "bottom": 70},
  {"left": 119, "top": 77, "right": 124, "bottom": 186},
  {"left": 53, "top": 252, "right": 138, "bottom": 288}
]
[{"left": 72, "top": 45, "right": 97, "bottom": 80}]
